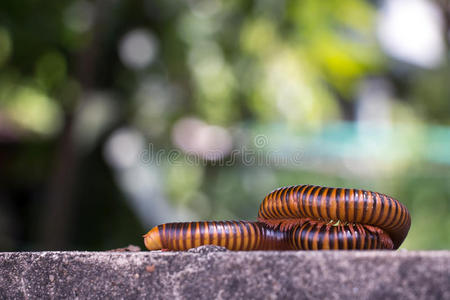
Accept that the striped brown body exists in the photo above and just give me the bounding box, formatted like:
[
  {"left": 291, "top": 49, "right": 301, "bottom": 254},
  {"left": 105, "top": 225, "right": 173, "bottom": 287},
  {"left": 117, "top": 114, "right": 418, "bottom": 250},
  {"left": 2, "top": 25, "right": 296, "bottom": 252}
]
[
  {"left": 289, "top": 222, "right": 393, "bottom": 250},
  {"left": 144, "top": 185, "right": 411, "bottom": 251},
  {"left": 258, "top": 185, "right": 411, "bottom": 249},
  {"left": 144, "top": 221, "right": 289, "bottom": 251}
]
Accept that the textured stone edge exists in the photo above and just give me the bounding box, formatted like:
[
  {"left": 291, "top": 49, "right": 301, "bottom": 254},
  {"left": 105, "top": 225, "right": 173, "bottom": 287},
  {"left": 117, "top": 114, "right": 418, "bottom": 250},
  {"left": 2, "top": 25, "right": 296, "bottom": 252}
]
[{"left": 0, "top": 250, "right": 449, "bottom": 299}]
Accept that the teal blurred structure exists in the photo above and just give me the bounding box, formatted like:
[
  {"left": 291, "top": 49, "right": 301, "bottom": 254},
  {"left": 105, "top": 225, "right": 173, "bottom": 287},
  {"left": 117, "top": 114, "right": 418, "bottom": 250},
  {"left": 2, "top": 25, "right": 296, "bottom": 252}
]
[{"left": 0, "top": 0, "right": 448, "bottom": 251}]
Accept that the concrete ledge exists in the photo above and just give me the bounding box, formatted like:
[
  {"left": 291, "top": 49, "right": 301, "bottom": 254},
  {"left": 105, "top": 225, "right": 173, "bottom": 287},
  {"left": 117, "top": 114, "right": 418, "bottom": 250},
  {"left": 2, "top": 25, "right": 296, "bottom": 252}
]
[{"left": 0, "top": 249, "right": 449, "bottom": 299}]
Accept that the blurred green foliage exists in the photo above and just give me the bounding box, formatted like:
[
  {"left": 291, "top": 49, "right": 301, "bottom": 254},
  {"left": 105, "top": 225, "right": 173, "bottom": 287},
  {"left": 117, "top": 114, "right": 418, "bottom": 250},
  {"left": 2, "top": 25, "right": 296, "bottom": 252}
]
[{"left": 0, "top": 0, "right": 448, "bottom": 251}]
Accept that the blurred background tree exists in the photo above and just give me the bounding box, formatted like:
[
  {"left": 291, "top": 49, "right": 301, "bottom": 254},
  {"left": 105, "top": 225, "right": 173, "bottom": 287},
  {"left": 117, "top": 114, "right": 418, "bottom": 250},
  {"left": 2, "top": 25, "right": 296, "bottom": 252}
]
[{"left": 0, "top": 0, "right": 448, "bottom": 251}]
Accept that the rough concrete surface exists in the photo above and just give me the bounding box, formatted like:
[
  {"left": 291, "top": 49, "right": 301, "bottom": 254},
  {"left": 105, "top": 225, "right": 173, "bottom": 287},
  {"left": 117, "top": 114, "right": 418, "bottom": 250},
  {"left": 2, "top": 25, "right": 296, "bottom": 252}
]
[{"left": 0, "top": 248, "right": 448, "bottom": 299}]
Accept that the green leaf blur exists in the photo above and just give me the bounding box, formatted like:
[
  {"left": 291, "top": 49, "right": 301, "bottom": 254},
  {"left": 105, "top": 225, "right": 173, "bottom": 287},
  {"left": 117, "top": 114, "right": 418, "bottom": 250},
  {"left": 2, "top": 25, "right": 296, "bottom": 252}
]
[{"left": 0, "top": 0, "right": 448, "bottom": 251}]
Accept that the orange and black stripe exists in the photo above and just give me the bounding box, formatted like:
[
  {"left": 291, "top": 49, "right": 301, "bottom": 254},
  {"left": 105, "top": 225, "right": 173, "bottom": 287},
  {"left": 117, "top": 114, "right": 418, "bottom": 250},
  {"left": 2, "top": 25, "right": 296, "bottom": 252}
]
[
  {"left": 258, "top": 185, "right": 411, "bottom": 249},
  {"left": 144, "top": 221, "right": 289, "bottom": 251},
  {"left": 143, "top": 185, "right": 411, "bottom": 251},
  {"left": 288, "top": 222, "right": 393, "bottom": 250}
]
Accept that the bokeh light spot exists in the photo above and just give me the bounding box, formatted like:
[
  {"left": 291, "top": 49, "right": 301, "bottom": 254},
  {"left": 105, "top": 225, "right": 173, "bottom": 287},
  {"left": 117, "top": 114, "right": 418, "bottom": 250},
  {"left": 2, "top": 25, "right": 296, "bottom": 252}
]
[
  {"left": 4, "top": 86, "right": 62, "bottom": 136},
  {"left": 172, "top": 117, "right": 233, "bottom": 160},
  {"left": 104, "top": 127, "right": 145, "bottom": 170},
  {"left": 377, "top": 0, "right": 445, "bottom": 68},
  {"left": 119, "top": 29, "right": 158, "bottom": 70}
]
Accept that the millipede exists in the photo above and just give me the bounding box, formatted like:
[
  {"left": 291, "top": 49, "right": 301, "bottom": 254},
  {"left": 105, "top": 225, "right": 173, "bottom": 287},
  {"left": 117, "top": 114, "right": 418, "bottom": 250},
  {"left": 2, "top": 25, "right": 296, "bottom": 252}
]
[{"left": 143, "top": 184, "right": 411, "bottom": 251}]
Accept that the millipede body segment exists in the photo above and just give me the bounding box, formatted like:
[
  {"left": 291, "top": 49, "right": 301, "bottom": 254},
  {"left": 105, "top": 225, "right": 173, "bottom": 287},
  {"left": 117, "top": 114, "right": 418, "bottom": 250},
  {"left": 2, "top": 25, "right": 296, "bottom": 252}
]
[
  {"left": 144, "top": 185, "right": 411, "bottom": 251},
  {"left": 144, "top": 221, "right": 289, "bottom": 251}
]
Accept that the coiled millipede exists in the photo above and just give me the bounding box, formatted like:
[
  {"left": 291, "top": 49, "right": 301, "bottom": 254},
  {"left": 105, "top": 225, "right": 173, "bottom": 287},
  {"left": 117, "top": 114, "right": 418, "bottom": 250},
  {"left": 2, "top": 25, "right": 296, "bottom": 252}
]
[{"left": 143, "top": 185, "right": 411, "bottom": 250}]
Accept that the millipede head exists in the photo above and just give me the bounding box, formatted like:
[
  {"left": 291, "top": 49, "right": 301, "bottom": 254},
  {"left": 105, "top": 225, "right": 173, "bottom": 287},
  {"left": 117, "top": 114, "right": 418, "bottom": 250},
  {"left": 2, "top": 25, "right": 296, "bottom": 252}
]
[{"left": 143, "top": 226, "right": 163, "bottom": 250}]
